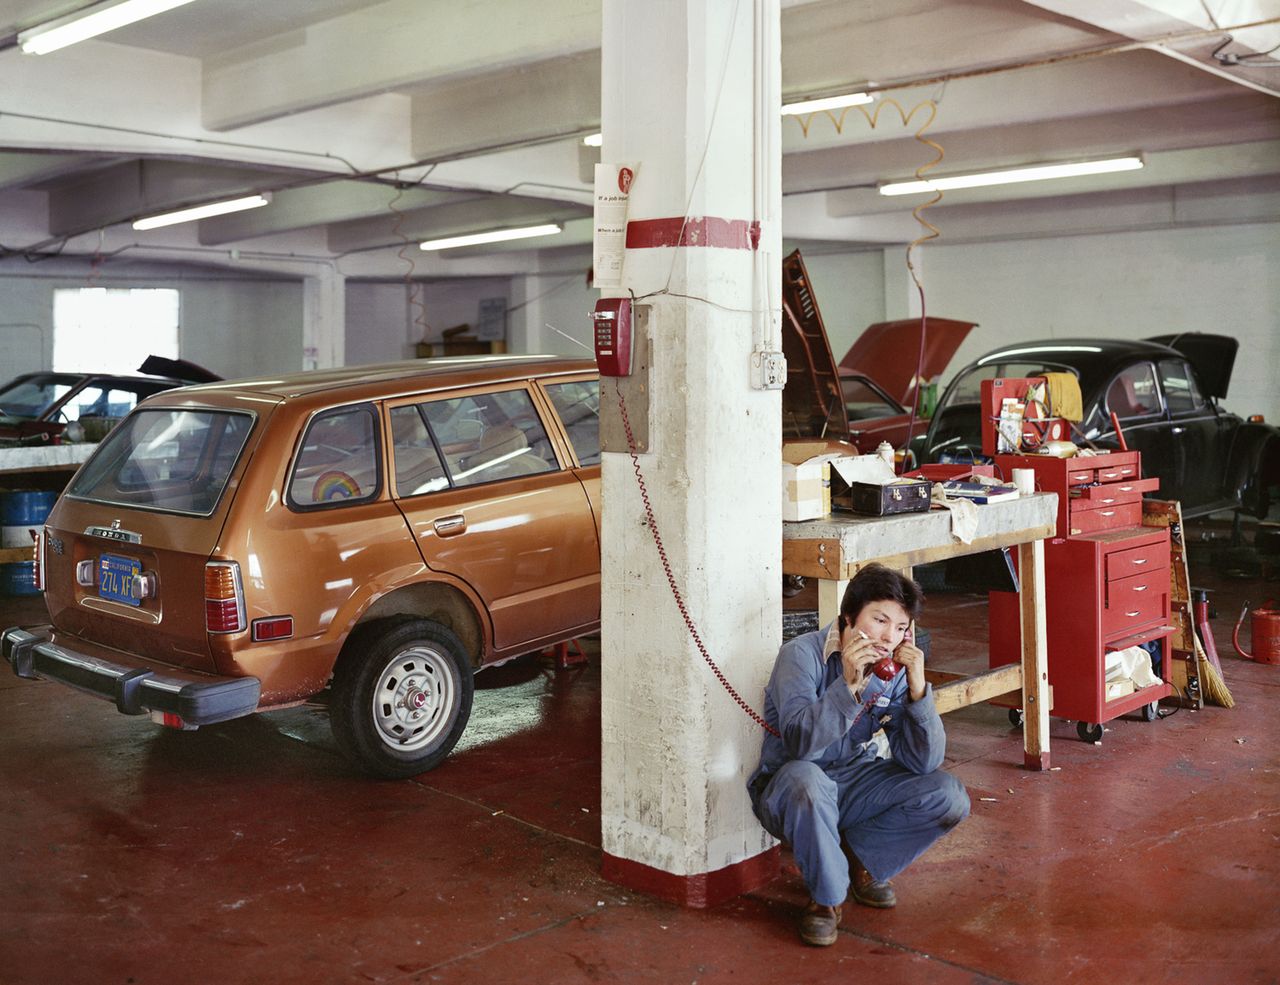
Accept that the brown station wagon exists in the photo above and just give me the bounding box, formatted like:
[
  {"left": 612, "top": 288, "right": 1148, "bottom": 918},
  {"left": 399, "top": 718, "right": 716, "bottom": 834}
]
[{"left": 3, "top": 356, "right": 602, "bottom": 777}]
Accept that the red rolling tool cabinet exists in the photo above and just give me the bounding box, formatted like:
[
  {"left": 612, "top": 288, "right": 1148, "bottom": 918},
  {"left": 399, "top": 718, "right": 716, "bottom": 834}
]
[{"left": 983, "top": 379, "right": 1173, "bottom": 742}]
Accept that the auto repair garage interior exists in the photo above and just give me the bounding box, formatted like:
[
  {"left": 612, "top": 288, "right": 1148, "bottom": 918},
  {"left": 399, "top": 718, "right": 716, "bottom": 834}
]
[{"left": 1, "top": 1, "right": 1279, "bottom": 982}]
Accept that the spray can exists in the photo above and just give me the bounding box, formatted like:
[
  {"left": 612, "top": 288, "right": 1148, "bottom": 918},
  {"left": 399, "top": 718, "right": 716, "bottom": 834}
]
[{"left": 876, "top": 441, "right": 895, "bottom": 468}]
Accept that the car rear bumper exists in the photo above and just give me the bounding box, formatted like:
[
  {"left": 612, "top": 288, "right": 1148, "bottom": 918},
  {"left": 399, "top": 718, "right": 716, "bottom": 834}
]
[{"left": 2, "top": 625, "right": 261, "bottom": 726}]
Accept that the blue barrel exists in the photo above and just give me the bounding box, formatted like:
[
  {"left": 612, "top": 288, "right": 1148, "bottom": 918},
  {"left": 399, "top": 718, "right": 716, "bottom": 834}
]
[{"left": 1, "top": 489, "right": 57, "bottom": 596}]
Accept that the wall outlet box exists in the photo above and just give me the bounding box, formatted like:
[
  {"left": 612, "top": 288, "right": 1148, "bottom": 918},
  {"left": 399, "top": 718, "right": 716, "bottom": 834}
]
[{"left": 752, "top": 351, "right": 787, "bottom": 390}]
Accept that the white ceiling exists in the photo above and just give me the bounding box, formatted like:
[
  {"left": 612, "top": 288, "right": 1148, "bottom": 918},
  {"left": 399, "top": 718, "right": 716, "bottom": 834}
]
[{"left": 0, "top": 0, "right": 1277, "bottom": 280}]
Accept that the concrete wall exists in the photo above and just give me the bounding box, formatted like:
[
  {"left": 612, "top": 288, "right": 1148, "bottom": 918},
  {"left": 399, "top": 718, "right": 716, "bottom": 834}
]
[
  {"left": 800, "top": 221, "right": 1280, "bottom": 424},
  {"left": 344, "top": 278, "right": 517, "bottom": 364},
  {"left": 0, "top": 271, "right": 303, "bottom": 380}
]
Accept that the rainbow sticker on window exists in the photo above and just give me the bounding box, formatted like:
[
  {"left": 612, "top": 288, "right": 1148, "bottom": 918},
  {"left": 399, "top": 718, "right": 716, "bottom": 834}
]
[{"left": 314, "top": 470, "right": 361, "bottom": 501}]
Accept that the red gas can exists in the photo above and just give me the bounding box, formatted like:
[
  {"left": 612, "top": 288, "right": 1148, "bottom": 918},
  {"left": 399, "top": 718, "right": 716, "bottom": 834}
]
[{"left": 1233, "top": 600, "right": 1280, "bottom": 665}]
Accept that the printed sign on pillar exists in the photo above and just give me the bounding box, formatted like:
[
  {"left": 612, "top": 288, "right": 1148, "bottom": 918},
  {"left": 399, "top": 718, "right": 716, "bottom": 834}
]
[{"left": 593, "top": 163, "right": 636, "bottom": 290}]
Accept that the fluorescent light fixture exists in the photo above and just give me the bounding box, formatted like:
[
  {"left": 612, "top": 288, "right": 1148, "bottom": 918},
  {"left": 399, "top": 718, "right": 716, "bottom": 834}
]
[
  {"left": 19, "top": 0, "right": 201, "bottom": 55},
  {"left": 132, "top": 193, "right": 270, "bottom": 230},
  {"left": 582, "top": 133, "right": 603, "bottom": 147},
  {"left": 419, "top": 223, "right": 562, "bottom": 252},
  {"left": 879, "top": 156, "right": 1144, "bottom": 196},
  {"left": 782, "top": 92, "right": 874, "bottom": 116}
]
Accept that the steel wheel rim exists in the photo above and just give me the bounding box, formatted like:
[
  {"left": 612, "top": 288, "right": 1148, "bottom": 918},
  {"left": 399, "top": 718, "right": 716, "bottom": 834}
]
[{"left": 371, "top": 645, "right": 459, "bottom": 752}]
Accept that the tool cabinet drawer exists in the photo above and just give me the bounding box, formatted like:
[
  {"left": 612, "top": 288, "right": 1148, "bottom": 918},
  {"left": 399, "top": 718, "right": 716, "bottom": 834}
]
[
  {"left": 1105, "top": 540, "right": 1169, "bottom": 582},
  {"left": 1103, "top": 571, "right": 1167, "bottom": 637},
  {"left": 1073, "top": 476, "right": 1159, "bottom": 503},
  {"left": 1069, "top": 501, "right": 1141, "bottom": 534},
  {"left": 1095, "top": 462, "right": 1140, "bottom": 483},
  {"left": 1067, "top": 468, "right": 1096, "bottom": 485}
]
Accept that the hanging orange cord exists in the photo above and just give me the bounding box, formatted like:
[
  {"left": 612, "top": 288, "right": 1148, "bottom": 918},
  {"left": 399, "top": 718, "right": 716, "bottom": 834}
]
[{"left": 791, "top": 97, "right": 945, "bottom": 465}]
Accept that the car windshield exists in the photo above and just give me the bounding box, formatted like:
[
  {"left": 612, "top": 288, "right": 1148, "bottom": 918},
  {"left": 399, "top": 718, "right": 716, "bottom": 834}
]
[
  {"left": 927, "top": 360, "right": 1072, "bottom": 462},
  {"left": 0, "top": 374, "right": 80, "bottom": 421},
  {"left": 67, "top": 408, "right": 254, "bottom": 516},
  {"left": 841, "top": 376, "right": 903, "bottom": 421}
]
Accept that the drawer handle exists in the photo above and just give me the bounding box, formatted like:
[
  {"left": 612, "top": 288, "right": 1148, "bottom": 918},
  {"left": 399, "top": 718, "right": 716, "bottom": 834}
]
[
  {"left": 1125, "top": 610, "right": 1141, "bottom": 618},
  {"left": 1100, "top": 510, "right": 1116, "bottom": 517},
  {"left": 1099, "top": 498, "right": 1115, "bottom": 504},
  {"left": 1132, "top": 584, "right": 1148, "bottom": 592},
  {"left": 1101, "top": 471, "right": 1119, "bottom": 479},
  {"left": 1118, "top": 485, "right": 1133, "bottom": 492},
  {"left": 1131, "top": 558, "right": 1148, "bottom": 565}
]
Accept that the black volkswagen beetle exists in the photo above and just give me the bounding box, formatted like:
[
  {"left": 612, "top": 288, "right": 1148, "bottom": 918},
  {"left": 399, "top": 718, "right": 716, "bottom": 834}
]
[{"left": 917, "top": 333, "right": 1280, "bottom": 519}]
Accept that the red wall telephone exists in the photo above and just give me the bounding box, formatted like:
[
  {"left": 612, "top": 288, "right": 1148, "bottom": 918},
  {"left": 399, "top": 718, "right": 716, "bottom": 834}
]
[{"left": 593, "top": 298, "right": 633, "bottom": 376}]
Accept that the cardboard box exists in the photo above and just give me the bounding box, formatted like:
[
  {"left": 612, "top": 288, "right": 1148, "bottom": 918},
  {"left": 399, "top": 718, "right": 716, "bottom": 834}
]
[{"left": 782, "top": 443, "right": 843, "bottom": 522}]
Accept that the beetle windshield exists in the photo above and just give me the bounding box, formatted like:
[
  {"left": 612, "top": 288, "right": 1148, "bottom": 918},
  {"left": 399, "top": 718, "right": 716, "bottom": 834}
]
[{"left": 67, "top": 408, "right": 254, "bottom": 516}]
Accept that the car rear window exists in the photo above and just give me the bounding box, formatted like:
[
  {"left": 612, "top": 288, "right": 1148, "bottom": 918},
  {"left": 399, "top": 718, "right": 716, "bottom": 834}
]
[{"left": 67, "top": 408, "right": 254, "bottom": 516}]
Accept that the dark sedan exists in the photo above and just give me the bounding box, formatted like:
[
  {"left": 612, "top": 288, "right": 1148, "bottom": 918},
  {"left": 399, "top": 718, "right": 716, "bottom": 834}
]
[
  {"left": 0, "top": 358, "right": 219, "bottom": 447},
  {"left": 917, "top": 334, "right": 1280, "bottom": 519}
]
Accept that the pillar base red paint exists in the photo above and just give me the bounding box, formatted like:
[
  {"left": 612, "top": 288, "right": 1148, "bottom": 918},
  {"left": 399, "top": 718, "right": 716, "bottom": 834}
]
[{"left": 601, "top": 846, "right": 780, "bottom": 908}]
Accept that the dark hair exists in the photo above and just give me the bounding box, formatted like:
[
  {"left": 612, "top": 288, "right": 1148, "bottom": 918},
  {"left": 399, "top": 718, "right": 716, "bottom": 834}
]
[{"left": 839, "top": 563, "right": 924, "bottom": 625}]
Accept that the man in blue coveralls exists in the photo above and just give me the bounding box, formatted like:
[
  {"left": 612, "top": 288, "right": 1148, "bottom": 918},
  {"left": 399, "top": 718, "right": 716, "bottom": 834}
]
[{"left": 748, "top": 564, "right": 970, "bottom": 946}]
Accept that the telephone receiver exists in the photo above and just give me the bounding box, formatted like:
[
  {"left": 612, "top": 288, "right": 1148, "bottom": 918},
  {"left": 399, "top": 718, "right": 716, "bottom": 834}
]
[{"left": 839, "top": 614, "right": 900, "bottom": 681}]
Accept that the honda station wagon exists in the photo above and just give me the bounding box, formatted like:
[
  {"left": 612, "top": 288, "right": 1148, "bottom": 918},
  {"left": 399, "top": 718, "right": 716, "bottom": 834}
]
[{"left": 3, "top": 356, "right": 602, "bottom": 778}]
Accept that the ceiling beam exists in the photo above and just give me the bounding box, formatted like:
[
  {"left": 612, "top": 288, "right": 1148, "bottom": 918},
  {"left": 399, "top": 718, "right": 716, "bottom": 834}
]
[
  {"left": 198, "top": 180, "right": 467, "bottom": 244},
  {"left": 200, "top": 0, "right": 601, "bottom": 131},
  {"left": 326, "top": 193, "right": 590, "bottom": 254}
]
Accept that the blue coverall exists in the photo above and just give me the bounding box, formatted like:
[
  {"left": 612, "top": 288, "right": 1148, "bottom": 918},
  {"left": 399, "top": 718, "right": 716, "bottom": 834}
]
[{"left": 747, "top": 622, "right": 970, "bottom": 907}]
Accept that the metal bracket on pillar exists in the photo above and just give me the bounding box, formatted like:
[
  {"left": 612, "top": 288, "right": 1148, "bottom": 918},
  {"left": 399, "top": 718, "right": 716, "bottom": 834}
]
[{"left": 600, "top": 304, "right": 651, "bottom": 454}]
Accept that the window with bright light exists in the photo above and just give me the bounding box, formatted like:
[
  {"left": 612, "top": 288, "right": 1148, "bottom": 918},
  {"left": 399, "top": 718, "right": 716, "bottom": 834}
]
[{"left": 52, "top": 288, "right": 179, "bottom": 373}]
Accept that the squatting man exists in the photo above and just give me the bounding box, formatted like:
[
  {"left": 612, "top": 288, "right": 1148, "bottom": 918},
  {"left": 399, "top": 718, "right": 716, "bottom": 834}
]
[{"left": 748, "top": 564, "right": 970, "bottom": 946}]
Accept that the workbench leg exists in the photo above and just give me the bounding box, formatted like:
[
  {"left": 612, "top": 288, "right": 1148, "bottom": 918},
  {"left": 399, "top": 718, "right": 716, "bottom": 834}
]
[
  {"left": 1018, "top": 539, "right": 1051, "bottom": 770},
  {"left": 817, "top": 578, "right": 848, "bottom": 628}
]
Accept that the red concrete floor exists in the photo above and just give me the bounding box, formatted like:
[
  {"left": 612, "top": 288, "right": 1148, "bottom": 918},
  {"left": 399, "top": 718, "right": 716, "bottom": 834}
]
[{"left": 1, "top": 520, "right": 1277, "bottom": 985}]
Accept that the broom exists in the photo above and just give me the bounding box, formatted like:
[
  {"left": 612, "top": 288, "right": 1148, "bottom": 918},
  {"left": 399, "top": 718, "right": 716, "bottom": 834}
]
[{"left": 1193, "top": 625, "right": 1234, "bottom": 708}]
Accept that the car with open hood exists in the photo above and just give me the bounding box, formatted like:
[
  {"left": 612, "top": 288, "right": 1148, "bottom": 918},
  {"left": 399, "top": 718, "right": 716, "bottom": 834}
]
[
  {"left": 3, "top": 355, "right": 601, "bottom": 778},
  {"left": 917, "top": 333, "right": 1280, "bottom": 518},
  {"left": 780, "top": 249, "right": 974, "bottom": 457},
  {"left": 0, "top": 357, "right": 220, "bottom": 447}
]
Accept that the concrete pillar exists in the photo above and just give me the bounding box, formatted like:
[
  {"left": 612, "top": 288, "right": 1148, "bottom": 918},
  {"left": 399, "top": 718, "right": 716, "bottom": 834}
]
[
  {"left": 303, "top": 265, "right": 345, "bottom": 369},
  {"left": 599, "top": 0, "right": 783, "bottom": 906}
]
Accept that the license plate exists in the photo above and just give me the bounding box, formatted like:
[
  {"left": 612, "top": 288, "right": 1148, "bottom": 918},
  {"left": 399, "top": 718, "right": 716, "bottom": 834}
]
[{"left": 98, "top": 554, "right": 141, "bottom": 606}]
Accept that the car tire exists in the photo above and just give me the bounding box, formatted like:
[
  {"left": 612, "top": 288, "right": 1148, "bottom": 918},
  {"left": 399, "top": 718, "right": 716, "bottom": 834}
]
[{"left": 330, "top": 618, "right": 475, "bottom": 779}]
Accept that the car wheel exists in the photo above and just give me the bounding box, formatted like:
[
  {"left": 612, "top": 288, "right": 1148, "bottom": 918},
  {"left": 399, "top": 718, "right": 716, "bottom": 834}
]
[{"left": 330, "top": 619, "right": 474, "bottom": 779}]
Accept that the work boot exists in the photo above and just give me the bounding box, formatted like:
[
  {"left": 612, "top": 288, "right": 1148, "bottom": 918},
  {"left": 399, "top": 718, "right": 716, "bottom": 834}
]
[
  {"left": 798, "top": 898, "right": 841, "bottom": 946},
  {"left": 844, "top": 845, "right": 897, "bottom": 909}
]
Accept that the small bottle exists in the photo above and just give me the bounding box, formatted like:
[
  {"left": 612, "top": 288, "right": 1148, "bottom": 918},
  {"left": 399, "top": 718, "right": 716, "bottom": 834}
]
[{"left": 876, "top": 441, "right": 894, "bottom": 467}]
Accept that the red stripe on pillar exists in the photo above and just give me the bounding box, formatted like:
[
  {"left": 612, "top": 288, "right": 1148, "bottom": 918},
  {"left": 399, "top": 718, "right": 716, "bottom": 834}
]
[
  {"left": 625, "top": 216, "right": 762, "bottom": 250},
  {"left": 601, "top": 846, "right": 780, "bottom": 908}
]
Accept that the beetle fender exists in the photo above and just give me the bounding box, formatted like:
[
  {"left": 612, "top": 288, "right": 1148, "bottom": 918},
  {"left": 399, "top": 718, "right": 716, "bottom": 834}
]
[{"left": 1228, "top": 421, "right": 1280, "bottom": 519}]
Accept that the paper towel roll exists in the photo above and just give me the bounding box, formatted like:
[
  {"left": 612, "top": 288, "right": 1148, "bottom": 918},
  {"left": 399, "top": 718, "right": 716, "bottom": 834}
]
[{"left": 1013, "top": 468, "right": 1036, "bottom": 495}]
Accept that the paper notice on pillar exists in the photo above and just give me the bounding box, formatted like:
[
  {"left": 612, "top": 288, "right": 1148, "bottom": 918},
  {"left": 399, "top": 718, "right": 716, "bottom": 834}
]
[{"left": 593, "top": 163, "right": 635, "bottom": 289}]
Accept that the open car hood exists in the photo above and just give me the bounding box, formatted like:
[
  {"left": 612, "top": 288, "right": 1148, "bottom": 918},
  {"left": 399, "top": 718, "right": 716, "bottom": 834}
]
[
  {"left": 781, "top": 250, "right": 848, "bottom": 440},
  {"left": 839, "top": 317, "right": 976, "bottom": 408},
  {"left": 1144, "top": 332, "right": 1237, "bottom": 399},
  {"left": 137, "top": 355, "right": 222, "bottom": 384}
]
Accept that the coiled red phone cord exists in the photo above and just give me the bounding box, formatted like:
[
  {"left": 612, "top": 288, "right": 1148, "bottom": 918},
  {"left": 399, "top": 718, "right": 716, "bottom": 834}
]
[{"left": 614, "top": 381, "right": 780, "bottom": 738}]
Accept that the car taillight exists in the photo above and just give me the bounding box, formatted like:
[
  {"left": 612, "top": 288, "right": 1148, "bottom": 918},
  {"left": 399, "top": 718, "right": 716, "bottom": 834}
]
[
  {"left": 32, "top": 529, "right": 45, "bottom": 592},
  {"left": 204, "top": 561, "right": 246, "bottom": 634}
]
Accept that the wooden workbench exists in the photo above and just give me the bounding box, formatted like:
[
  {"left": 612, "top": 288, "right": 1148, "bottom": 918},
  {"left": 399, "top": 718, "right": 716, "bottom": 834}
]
[{"left": 782, "top": 492, "right": 1058, "bottom": 770}]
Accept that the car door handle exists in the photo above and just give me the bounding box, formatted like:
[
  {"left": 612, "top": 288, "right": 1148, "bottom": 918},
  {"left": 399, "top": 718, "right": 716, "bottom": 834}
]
[
  {"left": 433, "top": 514, "right": 466, "bottom": 536},
  {"left": 1171, "top": 426, "right": 1186, "bottom": 434}
]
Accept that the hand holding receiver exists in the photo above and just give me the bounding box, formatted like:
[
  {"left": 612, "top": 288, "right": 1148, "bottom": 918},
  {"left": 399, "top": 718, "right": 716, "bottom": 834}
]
[
  {"left": 894, "top": 621, "right": 927, "bottom": 702},
  {"left": 837, "top": 616, "right": 882, "bottom": 691}
]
